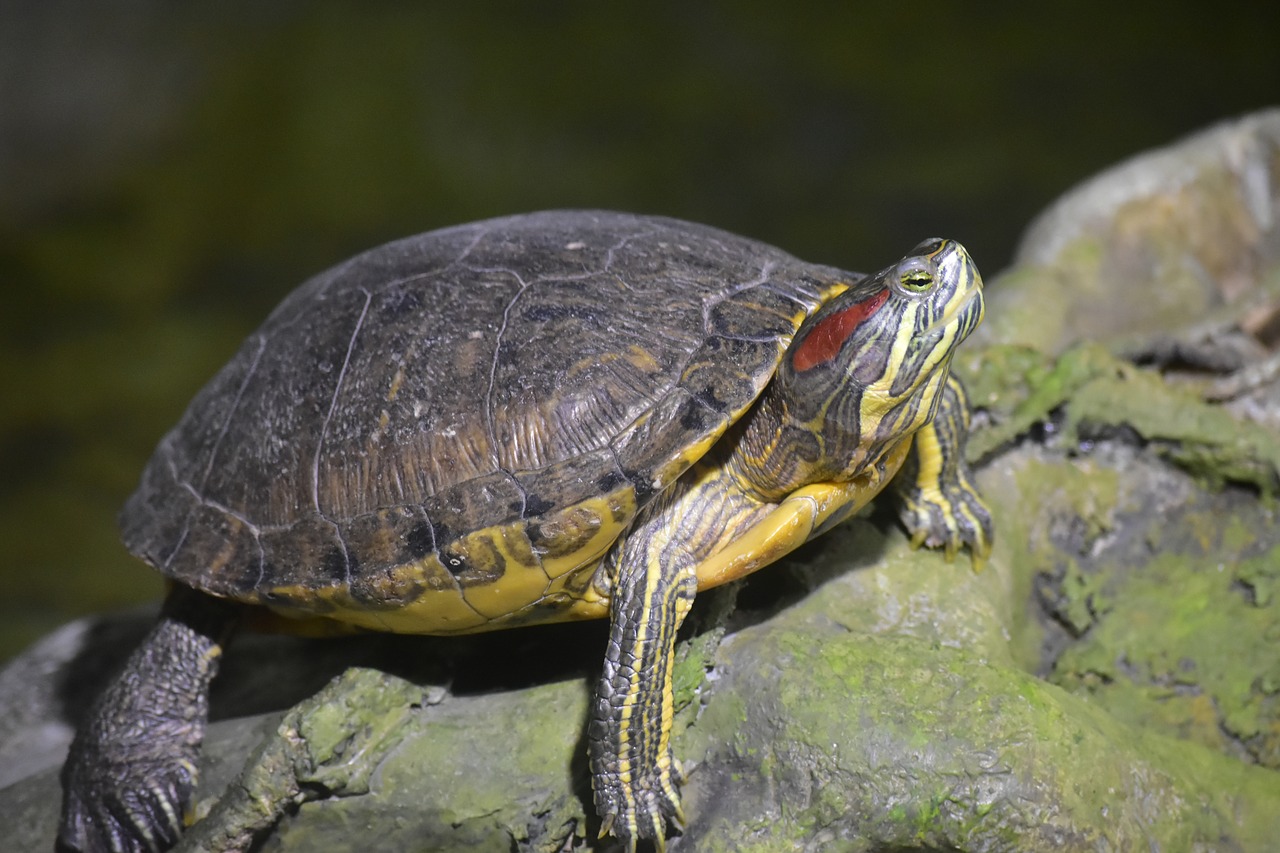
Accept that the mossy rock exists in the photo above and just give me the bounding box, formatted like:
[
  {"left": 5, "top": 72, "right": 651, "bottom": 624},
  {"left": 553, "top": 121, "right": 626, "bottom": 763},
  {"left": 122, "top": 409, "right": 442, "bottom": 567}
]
[{"left": 4, "top": 112, "right": 1280, "bottom": 851}]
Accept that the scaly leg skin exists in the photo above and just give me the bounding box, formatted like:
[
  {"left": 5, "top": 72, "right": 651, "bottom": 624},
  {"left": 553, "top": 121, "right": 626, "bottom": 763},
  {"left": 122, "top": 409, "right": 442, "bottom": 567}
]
[
  {"left": 589, "top": 523, "right": 697, "bottom": 853},
  {"left": 58, "top": 587, "right": 237, "bottom": 853},
  {"left": 895, "top": 374, "right": 994, "bottom": 568}
]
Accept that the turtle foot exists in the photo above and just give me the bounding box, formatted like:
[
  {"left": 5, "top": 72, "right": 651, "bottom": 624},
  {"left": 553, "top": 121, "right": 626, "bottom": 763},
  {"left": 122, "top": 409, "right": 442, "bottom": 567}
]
[
  {"left": 595, "top": 758, "right": 685, "bottom": 852},
  {"left": 59, "top": 753, "right": 195, "bottom": 853},
  {"left": 900, "top": 477, "right": 994, "bottom": 569},
  {"left": 58, "top": 590, "right": 233, "bottom": 853}
]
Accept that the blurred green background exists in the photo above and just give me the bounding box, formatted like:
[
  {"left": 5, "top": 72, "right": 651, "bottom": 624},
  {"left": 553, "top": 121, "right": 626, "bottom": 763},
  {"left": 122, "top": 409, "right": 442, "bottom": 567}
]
[{"left": 1, "top": 1, "right": 1276, "bottom": 662}]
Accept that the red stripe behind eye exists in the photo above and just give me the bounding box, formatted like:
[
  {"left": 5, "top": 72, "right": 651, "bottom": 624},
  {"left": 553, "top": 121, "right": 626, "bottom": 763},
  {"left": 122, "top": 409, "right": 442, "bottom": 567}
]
[{"left": 791, "top": 289, "right": 889, "bottom": 372}]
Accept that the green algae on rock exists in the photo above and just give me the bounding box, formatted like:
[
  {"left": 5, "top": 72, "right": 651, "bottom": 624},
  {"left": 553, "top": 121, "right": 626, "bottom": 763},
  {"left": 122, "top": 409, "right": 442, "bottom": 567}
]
[
  {"left": 683, "top": 620, "right": 1279, "bottom": 851},
  {"left": 964, "top": 341, "right": 1280, "bottom": 495},
  {"left": 6, "top": 110, "right": 1280, "bottom": 852}
]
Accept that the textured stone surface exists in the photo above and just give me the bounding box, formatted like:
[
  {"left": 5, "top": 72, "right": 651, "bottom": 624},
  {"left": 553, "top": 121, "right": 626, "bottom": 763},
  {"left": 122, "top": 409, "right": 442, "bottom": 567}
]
[
  {"left": 4, "top": 111, "right": 1280, "bottom": 851},
  {"left": 976, "top": 109, "right": 1280, "bottom": 357}
]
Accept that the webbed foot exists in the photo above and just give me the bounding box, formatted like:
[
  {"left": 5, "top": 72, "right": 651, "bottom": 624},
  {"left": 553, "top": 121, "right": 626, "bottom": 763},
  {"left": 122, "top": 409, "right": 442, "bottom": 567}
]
[
  {"left": 59, "top": 750, "right": 196, "bottom": 853},
  {"left": 900, "top": 477, "right": 994, "bottom": 569},
  {"left": 896, "top": 374, "right": 994, "bottom": 569},
  {"left": 58, "top": 589, "right": 234, "bottom": 853},
  {"left": 595, "top": 756, "right": 686, "bottom": 852}
]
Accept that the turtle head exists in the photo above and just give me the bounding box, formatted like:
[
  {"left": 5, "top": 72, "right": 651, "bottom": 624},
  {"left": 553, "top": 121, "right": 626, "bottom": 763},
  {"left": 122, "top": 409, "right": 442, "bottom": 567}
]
[{"left": 781, "top": 238, "right": 984, "bottom": 467}]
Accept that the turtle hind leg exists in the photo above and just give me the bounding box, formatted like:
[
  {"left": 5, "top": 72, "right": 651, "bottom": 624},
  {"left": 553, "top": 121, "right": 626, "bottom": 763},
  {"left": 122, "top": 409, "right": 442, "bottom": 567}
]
[
  {"left": 58, "top": 586, "right": 238, "bottom": 853},
  {"left": 895, "top": 374, "right": 994, "bottom": 568}
]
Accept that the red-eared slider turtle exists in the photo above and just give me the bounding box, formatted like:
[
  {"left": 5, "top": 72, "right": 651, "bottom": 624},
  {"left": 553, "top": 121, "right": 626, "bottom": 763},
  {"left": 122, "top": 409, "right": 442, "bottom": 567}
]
[{"left": 59, "top": 210, "right": 992, "bottom": 852}]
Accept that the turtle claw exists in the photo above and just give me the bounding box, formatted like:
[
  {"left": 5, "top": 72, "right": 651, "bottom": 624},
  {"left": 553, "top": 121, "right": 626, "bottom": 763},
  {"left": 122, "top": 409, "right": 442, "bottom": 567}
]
[
  {"left": 58, "top": 593, "right": 232, "bottom": 853},
  {"left": 594, "top": 765, "right": 684, "bottom": 852},
  {"left": 897, "top": 477, "right": 993, "bottom": 571},
  {"left": 597, "top": 812, "right": 616, "bottom": 841},
  {"left": 59, "top": 759, "right": 193, "bottom": 853}
]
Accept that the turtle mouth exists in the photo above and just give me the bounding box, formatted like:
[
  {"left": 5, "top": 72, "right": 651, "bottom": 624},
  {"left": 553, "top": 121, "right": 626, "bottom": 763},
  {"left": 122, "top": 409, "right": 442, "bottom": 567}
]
[{"left": 921, "top": 282, "right": 983, "bottom": 340}]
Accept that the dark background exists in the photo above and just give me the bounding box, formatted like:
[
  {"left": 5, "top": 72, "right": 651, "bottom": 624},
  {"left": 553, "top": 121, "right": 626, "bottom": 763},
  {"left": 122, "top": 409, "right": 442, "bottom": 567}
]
[{"left": 1, "top": 1, "right": 1276, "bottom": 661}]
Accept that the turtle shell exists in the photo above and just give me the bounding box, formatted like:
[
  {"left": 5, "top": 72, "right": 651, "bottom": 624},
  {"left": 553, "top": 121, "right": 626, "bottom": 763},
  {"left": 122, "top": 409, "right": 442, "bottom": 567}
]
[{"left": 120, "top": 211, "right": 853, "bottom": 633}]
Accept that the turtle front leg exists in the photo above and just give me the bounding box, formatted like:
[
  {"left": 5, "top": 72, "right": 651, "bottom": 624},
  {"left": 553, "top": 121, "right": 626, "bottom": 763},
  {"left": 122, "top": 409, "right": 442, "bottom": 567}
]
[
  {"left": 589, "top": 529, "right": 697, "bottom": 852},
  {"left": 895, "top": 374, "right": 994, "bottom": 567},
  {"left": 59, "top": 586, "right": 238, "bottom": 853}
]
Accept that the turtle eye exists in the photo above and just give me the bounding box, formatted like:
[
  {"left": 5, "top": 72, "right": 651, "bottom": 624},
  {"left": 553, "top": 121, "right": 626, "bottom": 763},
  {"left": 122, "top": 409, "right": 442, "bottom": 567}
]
[{"left": 894, "top": 257, "right": 937, "bottom": 296}]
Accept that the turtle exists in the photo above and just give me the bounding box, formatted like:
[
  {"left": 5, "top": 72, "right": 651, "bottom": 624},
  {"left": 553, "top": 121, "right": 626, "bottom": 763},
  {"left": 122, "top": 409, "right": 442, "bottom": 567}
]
[{"left": 58, "top": 210, "right": 993, "bottom": 853}]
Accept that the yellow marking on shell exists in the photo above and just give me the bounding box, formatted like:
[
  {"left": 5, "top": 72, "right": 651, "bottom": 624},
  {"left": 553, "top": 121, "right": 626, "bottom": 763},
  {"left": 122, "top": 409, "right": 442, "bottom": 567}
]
[
  {"left": 541, "top": 558, "right": 612, "bottom": 612},
  {"left": 259, "top": 491, "right": 635, "bottom": 635},
  {"left": 693, "top": 437, "right": 912, "bottom": 590},
  {"left": 203, "top": 516, "right": 246, "bottom": 577},
  {"left": 504, "top": 582, "right": 612, "bottom": 624},
  {"left": 387, "top": 363, "right": 407, "bottom": 401},
  {"left": 367, "top": 510, "right": 417, "bottom": 566},
  {"left": 652, "top": 450, "right": 700, "bottom": 493},
  {"left": 624, "top": 343, "right": 661, "bottom": 374},
  {"left": 453, "top": 495, "right": 628, "bottom": 620},
  {"left": 537, "top": 491, "right": 636, "bottom": 579},
  {"left": 564, "top": 345, "right": 661, "bottom": 386},
  {"left": 771, "top": 277, "right": 848, "bottom": 357},
  {"left": 264, "top": 573, "right": 493, "bottom": 634},
  {"left": 647, "top": 427, "right": 733, "bottom": 497},
  {"left": 369, "top": 408, "right": 392, "bottom": 443},
  {"left": 456, "top": 533, "right": 543, "bottom": 619},
  {"left": 814, "top": 278, "right": 851, "bottom": 306}
]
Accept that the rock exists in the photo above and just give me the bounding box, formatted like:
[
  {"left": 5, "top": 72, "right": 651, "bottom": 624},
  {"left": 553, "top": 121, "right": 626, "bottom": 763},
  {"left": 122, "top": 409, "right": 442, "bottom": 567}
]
[
  {"left": 975, "top": 108, "right": 1280, "bottom": 358},
  {"left": 683, "top": 543, "right": 1280, "bottom": 851},
  {"left": 4, "top": 110, "right": 1280, "bottom": 851},
  {"left": 0, "top": 611, "right": 151, "bottom": 790}
]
